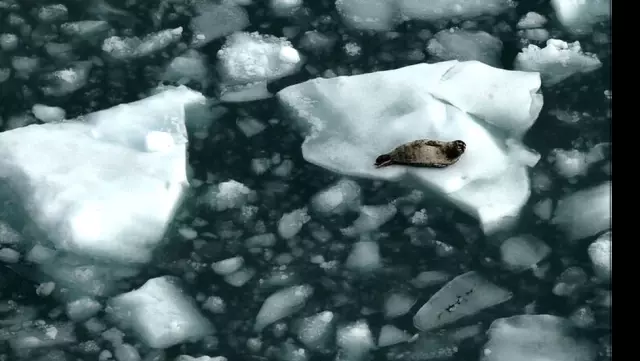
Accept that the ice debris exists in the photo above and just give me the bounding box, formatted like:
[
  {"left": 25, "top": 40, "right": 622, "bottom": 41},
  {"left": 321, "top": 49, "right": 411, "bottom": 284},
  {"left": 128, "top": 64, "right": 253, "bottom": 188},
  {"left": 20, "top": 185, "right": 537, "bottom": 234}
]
[
  {"left": 482, "top": 315, "right": 597, "bottom": 361},
  {"left": 427, "top": 28, "right": 503, "bottom": 68},
  {"left": 551, "top": 181, "right": 611, "bottom": 241},
  {"left": 588, "top": 231, "right": 611, "bottom": 282},
  {"left": 254, "top": 285, "right": 314, "bottom": 332},
  {"left": 413, "top": 271, "right": 512, "bottom": 331},
  {"left": 514, "top": 39, "right": 602, "bottom": 86},
  {"left": 107, "top": 276, "right": 213, "bottom": 349}
]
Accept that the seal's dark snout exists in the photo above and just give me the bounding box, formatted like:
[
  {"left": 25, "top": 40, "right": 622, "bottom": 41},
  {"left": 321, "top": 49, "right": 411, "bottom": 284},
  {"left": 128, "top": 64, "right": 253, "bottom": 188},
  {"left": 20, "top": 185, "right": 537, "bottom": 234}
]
[
  {"left": 375, "top": 154, "right": 392, "bottom": 168},
  {"left": 454, "top": 140, "right": 466, "bottom": 153}
]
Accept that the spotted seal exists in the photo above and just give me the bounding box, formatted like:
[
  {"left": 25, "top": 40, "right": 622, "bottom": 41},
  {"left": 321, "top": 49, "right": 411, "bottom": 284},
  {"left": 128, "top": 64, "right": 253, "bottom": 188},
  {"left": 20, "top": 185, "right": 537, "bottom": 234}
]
[{"left": 374, "top": 139, "right": 466, "bottom": 168}]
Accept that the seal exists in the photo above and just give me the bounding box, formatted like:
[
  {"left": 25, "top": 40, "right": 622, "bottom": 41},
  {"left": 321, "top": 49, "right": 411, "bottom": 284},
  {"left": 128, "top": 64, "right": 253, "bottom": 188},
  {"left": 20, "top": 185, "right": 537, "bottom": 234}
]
[{"left": 374, "top": 139, "right": 466, "bottom": 168}]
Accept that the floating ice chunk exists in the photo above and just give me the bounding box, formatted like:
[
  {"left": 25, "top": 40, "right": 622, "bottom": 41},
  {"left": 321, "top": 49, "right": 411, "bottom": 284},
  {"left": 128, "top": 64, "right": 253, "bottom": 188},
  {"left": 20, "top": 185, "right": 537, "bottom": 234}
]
[
  {"left": 254, "top": 285, "right": 314, "bottom": 332},
  {"left": 0, "top": 247, "right": 20, "bottom": 263},
  {"left": 500, "top": 234, "right": 550, "bottom": 272},
  {"left": 551, "top": 181, "right": 611, "bottom": 241},
  {"left": 299, "top": 31, "right": 337, "bottom": 54},
  {"left": 311, "top": 179, "right": 361, "bottom": 215},
  {"left": 190, "top": 2, "right": 249, "bottom": 48},
  {"left": 296, "top": 311, "right": 335, "bottom": 351},
  {"left": 102, "top": 27, "right": 183, "bottom": 61},
  {"left": 397, "top": 0, "right": 513, "bottom": 22},
  {"left": 550, "top": 143, "right": 609, "bottom": 179},
  {"left": 278, "top": 207, "right": 311, "bottom": 239},
  {"left": 514, "top": 39, "right": 602, "bottom": 86},
  {"left": 224, "top": 267, "right": 255, "bottom": 287},
  {"left": 413, "top": 271, "right": 512, "bottom": 331},
  {"left": 588, "top": 231, "right": 611, "bottom": 282},
  {"left": 218, "top": 81, "right": 273, "bottom": 102},
  {"left": 411, "top": 271, "right": 452, "bottom": 288},
  {"left": 336, "top": 320, "right": 375, "bottom": 361},
  {"left": 66, "top": 297, "right": 102, "bottom": 321},
  {"left": 553, "top": 267, "right": 588, "bottom": 297},
  {"left": 9, "top": 322, "right": 76, "bottom": 352},
  {"left": 336, "top": 0, "right": 398, "bottom": 31},
  {"left": 218, "top": 32, "right": 303, "bottom": 86},
  {"left": 60, "top": 21, "right": 111, "bottom": 40},
  {"left": 384, "top": 292, "right": 417, "bottom": 319},
  {"left": 0, "top": 33, "right": 19, "bottom": 52},
  {"left": 551, "top": 0, "right": 610, "bottom": 35},
  {"left": 114, "top": 343, "right": 141, "bottom": 361},
  {"left": 271, "top": 0, "right": 303, "bottom": 17},
  {"left": 108, "top": 276, "right": 213, "bottom": 349},
  {"left": 163, "top": 50, "right": 210, "bottom": 89},
  {"left": 343, "top": 204, "right": 397, "bottom": 236},
  {"left": 204, "top": 180, "right": 254, "bottom": 211},
  {"left": 236, "top": 117, "right": 267, "bottom": 137},
  {"left": 177, "top": 356, "right": 227, "bottom": 361},
  {"left": 519, "top": 28, "right": 550, "bottom": 42},
  {"left": 278, "top": 60, "right": 542, "bottom": 234},
  {"left": 38, "top": 4, "right": 68, "bottom": 22},
  {"left": 346, "top": 241, "right": 382, "bottom": 273},
  {"left": 482, "top": 315, "right": 597, "bottom": 361},
  {"left": 40, "top": 61, "right": 93, "bottom": 96},
  {"left": 0, "top": 86, "right": 202, "bottom": 265},
  {"left": 517, "top": 12, "right": 548, "bottom": 29},
  {"left": 0, "top": 222, "right": 21, "bottom": 245},
  {"left": 212, "top": 256, "right": 244, "bottom": 275},
  {"left": 427, "top": 29, "right": 503, "bottom": 68},
  {"left": 378, "top": 325, "right": 411, "bottom": 347}
]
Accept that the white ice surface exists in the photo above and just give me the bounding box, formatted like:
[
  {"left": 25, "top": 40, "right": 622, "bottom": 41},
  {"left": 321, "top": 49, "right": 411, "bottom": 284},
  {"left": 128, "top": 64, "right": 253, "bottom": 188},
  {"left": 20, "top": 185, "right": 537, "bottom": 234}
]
[
  {"left": 0, "top": 86, "right": 204, "bottom": 266},
  {"left": 107, "top": 276, "right": 213, "bottom": 349},
  {"left": 277, "top": 60, "right": 543, "bottom": 233}
]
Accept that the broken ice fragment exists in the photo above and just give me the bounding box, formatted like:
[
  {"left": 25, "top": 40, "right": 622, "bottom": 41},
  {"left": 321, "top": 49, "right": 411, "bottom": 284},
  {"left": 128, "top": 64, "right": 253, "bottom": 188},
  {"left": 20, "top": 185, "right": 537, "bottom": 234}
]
[
  {"left": 377, "top": 325, "right": 411, "bottom": 347},
  {"left": 517, "top": 12, "right": 548, "bottom": 29},
  {"left": 163, "top": 50, "right": 210, "bottom": 89},
  {"left": 203, "top": 180, "right": 254, "bottom": 211},
  {"left": 514, "top": 39, "right": 602, "bottom": 86},
  {"left": 482, "top": 315, "right": 596, "bottom": 361},
  {"left": 189, "top": 2, "right": 249, "bottom": 48},
  {"left": 107, "top": 276, "right": 213, "bottom": 349},
  {"left": 40, "top": 61, "right": 92, "bottom": 96},
  {"left": 551, "top": 181, "right": 611, "bottom": 241},
  {"left": 254, "top": 285, "right": 314, "bottom": 332},
  {"left": 427, "top": 29, "right": 503, "bottom": 68},
  {"left": 295, "top": 310, "right": 335, "bottom": 351},
  {"left": 551, "top": 0, "right": 610, "bottom": 35},
  {"left": 211, "top": 256, "right": 244, "bottom": 276},
  {"left": 60, "top": 21, "right": 111, "bottom": 40},
  {"left": 278, "top": 207, "right": 311, "bottom": 239},
  {"left": 336, "top": 0, "right": 398, "bottom": 31},
  {"left": 217, "top": 32, "right": 303, "bottom": 102},
  {"left": 336, "top": 320, "right": 375, "bottom": 361},
  {"left": 342, "top": 204, "right": 397, "bottom": 236},
  {"left": 499, "top": 234, "right": 551, "bottom": 272},
  {"left": 588, "top": 231, "right": 611, "bottom": 282},
  {"left": 397, "top": 0, "right": 513, "bottom": 22},
  {"left": 102, "top": 27, "right": 183, "bottom": 61},
  {"left": 384, "top": 292, "right": 417, "bottom": 319},
  {"left": 413, "top": 271, "right": 512, "bottom": 331},
  {"left": 346, "top": 241, "right": 382, "bottom": 273},
  {"left": 310, "top": 179, "right": 361, "bottom": 215}
]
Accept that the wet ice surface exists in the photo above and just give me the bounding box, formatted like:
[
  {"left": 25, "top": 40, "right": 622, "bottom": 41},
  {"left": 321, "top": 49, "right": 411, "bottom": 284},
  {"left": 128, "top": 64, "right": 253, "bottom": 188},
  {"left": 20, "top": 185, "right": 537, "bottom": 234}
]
[{"left": 0, "top": 1, "right": 610, "bottom": 361}]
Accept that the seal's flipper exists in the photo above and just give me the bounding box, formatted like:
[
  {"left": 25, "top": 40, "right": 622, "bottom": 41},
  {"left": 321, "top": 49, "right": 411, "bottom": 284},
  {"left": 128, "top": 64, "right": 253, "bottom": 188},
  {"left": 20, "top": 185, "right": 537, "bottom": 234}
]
[{"left": 375, "top": 154, "right": 393, "bottom": 168}]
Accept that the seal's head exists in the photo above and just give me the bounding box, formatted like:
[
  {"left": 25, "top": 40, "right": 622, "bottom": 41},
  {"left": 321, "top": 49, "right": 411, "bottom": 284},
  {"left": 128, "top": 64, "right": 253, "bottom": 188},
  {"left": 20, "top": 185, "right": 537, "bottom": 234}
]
[{"left": 445, "top": 140, "right": 466, "bottom": 159}]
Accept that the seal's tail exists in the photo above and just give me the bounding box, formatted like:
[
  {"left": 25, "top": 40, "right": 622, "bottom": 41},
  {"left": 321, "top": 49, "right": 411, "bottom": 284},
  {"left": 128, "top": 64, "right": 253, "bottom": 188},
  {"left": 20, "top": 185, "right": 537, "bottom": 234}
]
[{"left": 374, "top": 154, "right": 393, "bottom": 168}]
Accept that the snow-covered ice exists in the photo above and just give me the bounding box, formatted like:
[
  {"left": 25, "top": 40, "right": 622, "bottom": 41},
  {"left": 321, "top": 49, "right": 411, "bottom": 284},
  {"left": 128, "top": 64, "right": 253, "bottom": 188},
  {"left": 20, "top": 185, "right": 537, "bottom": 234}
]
[
  {"left": 102, "top": 27, "right": 183, "bottom": 61},
  {"left": 551, "top": 181, "right": 611, "bottom": 241},
  {"left": 482, "top": 315, "right": 597, "bottom": 361},
  {"left": 517, "top": 12, "right": 548, "bottom": 29},
  {"left": 107, "top": 276, "right": 213, "bottom": 349},
  {"left": 278, "top": 60, "right": 543, "bottom": 234},
  {"left": 514, "top": 39, "right": 602, "bottom": 86}
]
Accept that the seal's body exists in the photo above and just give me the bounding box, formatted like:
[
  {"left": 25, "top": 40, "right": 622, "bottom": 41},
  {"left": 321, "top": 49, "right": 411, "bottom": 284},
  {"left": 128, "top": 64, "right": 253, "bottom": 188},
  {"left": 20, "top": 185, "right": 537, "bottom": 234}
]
[{"left": 374, "top": 139, "right": 466, "bottom": 168}]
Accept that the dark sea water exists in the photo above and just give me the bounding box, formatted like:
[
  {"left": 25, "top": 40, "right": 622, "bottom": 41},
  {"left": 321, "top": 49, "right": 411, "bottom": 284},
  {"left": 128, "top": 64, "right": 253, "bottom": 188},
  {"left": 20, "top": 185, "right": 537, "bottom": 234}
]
[{"left": 0, "top": 1, "right": 611, "bottom": 361}]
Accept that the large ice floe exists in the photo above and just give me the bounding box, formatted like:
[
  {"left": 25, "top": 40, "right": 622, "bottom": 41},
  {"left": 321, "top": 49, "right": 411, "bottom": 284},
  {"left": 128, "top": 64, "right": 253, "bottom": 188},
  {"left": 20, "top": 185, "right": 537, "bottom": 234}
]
[
  {"left": 0, "top": 86, "right": 206, "bottom": 298},
  {"left": 278, "top": 60, "right": 543, "bottom": 233}
]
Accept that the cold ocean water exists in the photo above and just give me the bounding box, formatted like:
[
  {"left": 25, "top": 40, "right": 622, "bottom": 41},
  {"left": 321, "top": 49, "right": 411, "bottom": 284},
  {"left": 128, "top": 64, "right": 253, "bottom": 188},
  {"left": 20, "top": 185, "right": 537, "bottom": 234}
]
[{"left": 0, "top": 0, "right": 611, "bottom": 361}]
